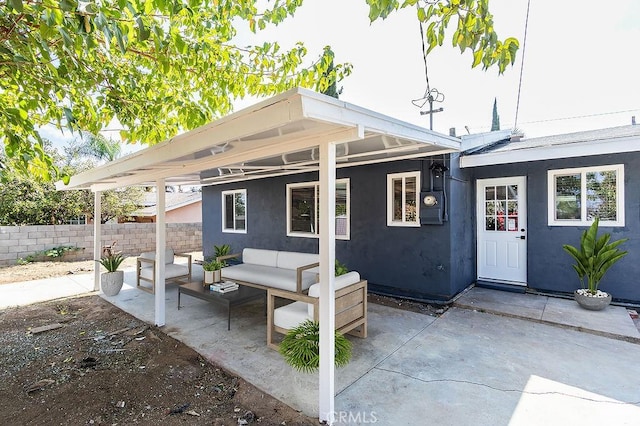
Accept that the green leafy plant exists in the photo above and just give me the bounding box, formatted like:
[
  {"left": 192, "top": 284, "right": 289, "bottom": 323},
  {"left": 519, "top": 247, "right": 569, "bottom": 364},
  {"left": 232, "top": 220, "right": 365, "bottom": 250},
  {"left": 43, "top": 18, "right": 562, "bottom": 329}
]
[
  {"left": 562, "top": 218, "right": 628, "bottom": 295},
  {"left": 279, "top": 320, "right": 352, "bottom": 373},
  {"left": 16, "top": 245, "right": 81, "bottom": 264},
  {"left": 335, "top": 259, "right": 349, "bottom": 276},
  {"left": 202, "top": 260, "right": 224, "bottom": 272},
  {"left": 214, "top": 244, "right": 232, "bottom": 266},
  {"left": 99, "top": 252, "right": 125, "bottom": 273}
]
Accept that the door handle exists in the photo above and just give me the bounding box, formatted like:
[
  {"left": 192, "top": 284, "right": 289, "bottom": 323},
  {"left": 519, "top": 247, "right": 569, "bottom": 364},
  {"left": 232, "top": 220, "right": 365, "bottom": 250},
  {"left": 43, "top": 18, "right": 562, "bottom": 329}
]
[{"left": 515, "top": 235, "right": 526, "bottom": 240}]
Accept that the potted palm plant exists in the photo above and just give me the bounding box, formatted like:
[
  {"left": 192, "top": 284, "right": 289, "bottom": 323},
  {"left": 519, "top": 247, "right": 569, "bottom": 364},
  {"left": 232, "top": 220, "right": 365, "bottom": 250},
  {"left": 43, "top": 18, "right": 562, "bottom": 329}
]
[
  {"left": 562, "top": 218, "right": 628, "bottom": 310},
  {"left": 99, "top": 247, "right": 125, "bottom": 296}
]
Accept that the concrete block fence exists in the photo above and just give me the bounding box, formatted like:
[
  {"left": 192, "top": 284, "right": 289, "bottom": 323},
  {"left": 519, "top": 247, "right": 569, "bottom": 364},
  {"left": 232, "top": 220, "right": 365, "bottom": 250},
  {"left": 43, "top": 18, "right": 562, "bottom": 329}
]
[{"left": 0, "top": 223, "right": 202, "bottom": 267}]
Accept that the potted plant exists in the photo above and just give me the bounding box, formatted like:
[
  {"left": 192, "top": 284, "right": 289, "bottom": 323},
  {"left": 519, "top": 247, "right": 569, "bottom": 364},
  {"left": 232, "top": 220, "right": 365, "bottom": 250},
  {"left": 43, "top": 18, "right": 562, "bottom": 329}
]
[
  {"left": 562, "top": 217, "right": 628, "bottom": 310},
  {"left": 99, "top": 248, "right": 125, "bottom": 296},
  {"left": 203, "top": 259, "right": 224, "bottom": 284}
]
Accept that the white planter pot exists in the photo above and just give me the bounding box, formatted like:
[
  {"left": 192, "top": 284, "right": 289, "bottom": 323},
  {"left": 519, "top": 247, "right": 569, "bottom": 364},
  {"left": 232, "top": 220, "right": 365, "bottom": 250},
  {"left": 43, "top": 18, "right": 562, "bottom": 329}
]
[
  {"left": 214, "top": 269, "right": 222, "bottom": 283},
  {"left": 101, "top": 271, "right": 124, "bottom": 296},
  {"left": 204, "top": 270, "right": 214, "bottom": 284}
]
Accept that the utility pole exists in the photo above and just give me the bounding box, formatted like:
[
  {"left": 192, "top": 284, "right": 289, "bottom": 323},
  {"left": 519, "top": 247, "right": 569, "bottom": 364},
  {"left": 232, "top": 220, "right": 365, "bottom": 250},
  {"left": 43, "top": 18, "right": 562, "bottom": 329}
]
[{"left": 420, "top": 95, "right": 444, "bottom": 130}]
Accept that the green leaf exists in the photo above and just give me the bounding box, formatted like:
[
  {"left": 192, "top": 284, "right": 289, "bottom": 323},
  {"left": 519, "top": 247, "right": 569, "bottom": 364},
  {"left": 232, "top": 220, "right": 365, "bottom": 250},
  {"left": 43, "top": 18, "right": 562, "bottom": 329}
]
[
  {"left": 136, "top": 18, "right": 151, "bottom": 41},
  {"left": 472, "top": 48, "right": 483, "bottom": 67},
  {"left": 59, "top": 0, "right": 77, "bottom": 12},
  {"left": 8, "top": 0, "right": 23, "bottom": 12}
]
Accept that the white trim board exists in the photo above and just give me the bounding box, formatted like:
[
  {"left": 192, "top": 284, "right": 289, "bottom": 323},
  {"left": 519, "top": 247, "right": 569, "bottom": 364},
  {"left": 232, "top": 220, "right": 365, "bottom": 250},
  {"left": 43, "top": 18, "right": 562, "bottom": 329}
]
[{"left": 460, "top": 135, "right": 640, "bottom": 168}]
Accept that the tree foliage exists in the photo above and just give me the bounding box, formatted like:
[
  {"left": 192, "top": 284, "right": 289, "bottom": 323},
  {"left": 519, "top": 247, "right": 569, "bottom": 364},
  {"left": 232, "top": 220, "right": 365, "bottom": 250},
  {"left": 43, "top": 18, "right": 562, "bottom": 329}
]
[
  {"left": 366, "top": 0, "right": 519, "bottom": 73},
  {"left": 2, "top": 0, "right": 516, "bottom": 181},
  {"left": 1, "top": 0, "right": 349, "bottom": 181},
  {"left": 0, "top": 141, "right": 143, "bottom": 225}
]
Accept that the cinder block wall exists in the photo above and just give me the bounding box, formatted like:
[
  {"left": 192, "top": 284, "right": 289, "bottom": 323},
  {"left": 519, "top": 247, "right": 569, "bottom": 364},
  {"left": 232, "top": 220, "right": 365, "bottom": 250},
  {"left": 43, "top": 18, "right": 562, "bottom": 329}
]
[{"left": 0, "top": 223, "right": 202, "bottom": 266}]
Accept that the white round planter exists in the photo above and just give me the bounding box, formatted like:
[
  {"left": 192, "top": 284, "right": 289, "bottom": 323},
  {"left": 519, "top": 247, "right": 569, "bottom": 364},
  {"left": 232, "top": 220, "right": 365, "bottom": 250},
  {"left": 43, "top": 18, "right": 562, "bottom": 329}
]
[
  {"left": 574, "top": 289, "right": 612, "bottom": 311},
  {"left": 204, "top": 270, "right": 214, "bottom": 284},
  {"left": 101, "top": 271, "right": 124, "bottom": 296}
]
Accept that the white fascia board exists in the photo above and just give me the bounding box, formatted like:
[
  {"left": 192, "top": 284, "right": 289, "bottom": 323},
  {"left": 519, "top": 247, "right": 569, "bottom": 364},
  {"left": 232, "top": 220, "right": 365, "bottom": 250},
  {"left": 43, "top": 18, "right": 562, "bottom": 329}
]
[
  {"left": 460, "top": 129, "right": 512, "bottom": 152},
  {"left": 299, "top": 91, "right": 461, "bottom": 151},
  {"left": 459, "top": 135, "right": 640, "bottom": 168}
]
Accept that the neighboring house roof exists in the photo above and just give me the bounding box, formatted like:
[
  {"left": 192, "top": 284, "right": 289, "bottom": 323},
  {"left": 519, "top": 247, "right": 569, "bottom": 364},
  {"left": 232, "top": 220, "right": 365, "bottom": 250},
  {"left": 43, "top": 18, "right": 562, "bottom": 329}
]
[
  {"left": 133, "top": 192, "right": 202, "bottom": 217},
  {"left": 460, "top": 125, "right": 640, "bottom": 168}
]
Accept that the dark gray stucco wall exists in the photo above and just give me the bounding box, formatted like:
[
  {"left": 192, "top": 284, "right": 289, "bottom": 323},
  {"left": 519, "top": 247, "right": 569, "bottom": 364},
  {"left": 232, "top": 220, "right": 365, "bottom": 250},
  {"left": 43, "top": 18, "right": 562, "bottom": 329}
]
[
  {"left": 448, "top": 153, "right": 476, "bottom": 295},
  {"left": 470, "top": 152, "right": 640, "bottom": 303},
  {"left": 202, "top": 156, "right": 476, "bottom": 302}
]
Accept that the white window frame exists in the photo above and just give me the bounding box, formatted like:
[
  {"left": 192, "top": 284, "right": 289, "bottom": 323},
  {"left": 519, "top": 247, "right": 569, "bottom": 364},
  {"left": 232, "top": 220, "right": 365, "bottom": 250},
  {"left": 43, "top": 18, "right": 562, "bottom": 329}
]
[
  {"left": 286, "top": 178, "right": 350, "bottom": 240},
  {"left": 547, "top": 164, "right": 624, "bottom": 227},
  {"left": 66, "top": 214, "right": 87, "bottom": 225},
  {"left": 387, "top": 171, "right": 421, "bottom": 227},
  {"left": 221, "top": 189, "right": 247, "bottom": 233}
]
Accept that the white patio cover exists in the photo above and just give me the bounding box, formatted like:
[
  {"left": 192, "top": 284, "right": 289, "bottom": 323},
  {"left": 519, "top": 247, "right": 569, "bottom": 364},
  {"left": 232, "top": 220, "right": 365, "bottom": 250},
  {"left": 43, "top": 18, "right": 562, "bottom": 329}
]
[{"left": 57, "top": 87, "right": 460, "bottom": 424}]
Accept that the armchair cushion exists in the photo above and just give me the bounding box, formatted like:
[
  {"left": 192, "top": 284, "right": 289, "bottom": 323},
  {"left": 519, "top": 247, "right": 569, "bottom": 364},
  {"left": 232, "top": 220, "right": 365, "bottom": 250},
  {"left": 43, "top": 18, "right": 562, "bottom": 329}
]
[
  {"left": 139, "top": 249, "right": 175, "bottom": 265},
  {"left": 273, "top": 301, "right": 310, "bottom": 330}
]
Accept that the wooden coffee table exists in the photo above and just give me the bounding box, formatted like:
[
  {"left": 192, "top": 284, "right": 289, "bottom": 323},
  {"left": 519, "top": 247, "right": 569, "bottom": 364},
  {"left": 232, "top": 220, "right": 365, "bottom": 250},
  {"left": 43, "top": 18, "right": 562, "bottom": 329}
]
[{"left": 177, "top": 282, "right": 265, "bottom": 330}]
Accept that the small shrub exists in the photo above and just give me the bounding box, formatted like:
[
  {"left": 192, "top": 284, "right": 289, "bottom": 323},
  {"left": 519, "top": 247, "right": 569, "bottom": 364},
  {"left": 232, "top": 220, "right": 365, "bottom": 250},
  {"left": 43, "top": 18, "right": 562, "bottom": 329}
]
[
  {"left": 16, "top": 245, "right": 81, "bottom": 264},
  {"left": 279, "top": 320, "right": 352, "bottom": 373}
]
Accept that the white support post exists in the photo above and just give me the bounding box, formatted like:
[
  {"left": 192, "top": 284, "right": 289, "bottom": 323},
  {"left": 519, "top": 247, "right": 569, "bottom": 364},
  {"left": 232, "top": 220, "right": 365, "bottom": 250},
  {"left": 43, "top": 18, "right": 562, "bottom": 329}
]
[
  {"left": 318, "top": 142, "right": 336, "bottom": 424},
  {"left": 93, "top": 191, "right": 102, "bottom": 292},
  {"left": 155, "top": 180, "right": 166, "bottom": 326}
]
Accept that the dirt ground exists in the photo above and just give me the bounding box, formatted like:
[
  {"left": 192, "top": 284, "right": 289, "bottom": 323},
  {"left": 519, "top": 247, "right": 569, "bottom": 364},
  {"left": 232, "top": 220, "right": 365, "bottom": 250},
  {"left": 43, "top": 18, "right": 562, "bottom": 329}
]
[
  {"left": 0, "top": 259, "right": 446, "bottom": 425},
  {"left": 0, "top": 258, "right": 137, "bottom": 285}
]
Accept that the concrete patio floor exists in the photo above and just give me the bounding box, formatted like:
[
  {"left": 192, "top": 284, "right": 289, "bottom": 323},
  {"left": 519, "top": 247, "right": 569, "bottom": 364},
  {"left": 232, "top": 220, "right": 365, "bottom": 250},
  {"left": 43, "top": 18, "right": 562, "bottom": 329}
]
[{"left": 2, "top": 266, "right": 640, "bottom": 425}]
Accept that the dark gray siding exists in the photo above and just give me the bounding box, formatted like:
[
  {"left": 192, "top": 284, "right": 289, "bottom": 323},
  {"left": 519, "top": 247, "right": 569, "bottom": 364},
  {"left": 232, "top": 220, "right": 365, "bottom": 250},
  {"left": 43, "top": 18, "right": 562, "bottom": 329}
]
[
  {"left": 470, "top": 152, "right": 640, "bottom": 303},
  {"left": 202, "top": 156, "right": 476, "bottom": 302}
]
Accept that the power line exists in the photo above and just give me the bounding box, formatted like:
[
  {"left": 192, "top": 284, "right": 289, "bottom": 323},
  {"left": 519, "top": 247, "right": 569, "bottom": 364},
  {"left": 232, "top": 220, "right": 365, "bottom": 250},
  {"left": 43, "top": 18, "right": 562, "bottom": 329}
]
[
  {"left": 513, "top": 0, "right": 532, "bottom": 129},
  {"left": 520, "top": 108, "right": 640, "bottom": 125}
]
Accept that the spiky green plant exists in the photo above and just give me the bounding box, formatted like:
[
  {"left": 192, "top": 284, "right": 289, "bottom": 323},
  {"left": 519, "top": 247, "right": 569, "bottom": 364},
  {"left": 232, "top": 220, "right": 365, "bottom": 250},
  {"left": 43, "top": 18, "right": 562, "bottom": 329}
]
[
  {"left": 335, "top": 259, "right": 349, "bottom": 276},
  {"left": 562, "top": 218, "right": 628, "bottom": 295},
  {"left": 99, "top": 252, "right": 125, "bottom": 272},
  {"left": 279, "top": 320, "right": 352, "bottom": 373},
  {"left": 214, "top": 244, "right": 232, "bottom": 266}
]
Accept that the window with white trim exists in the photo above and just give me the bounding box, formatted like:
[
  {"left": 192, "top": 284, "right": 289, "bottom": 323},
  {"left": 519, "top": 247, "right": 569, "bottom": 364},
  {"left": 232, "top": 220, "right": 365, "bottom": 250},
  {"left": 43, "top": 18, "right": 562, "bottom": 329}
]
[
  {"left": 66, "top": 215, "right": 87, "bottom": 225},
  {"left": 222, "top": 189, "right": 247, "bottom": 233},
  {"left": 548, "top": 164, "right": 624, "bottom": 226},
  {"left": 286, "top": 179, "right": 350, "bottom": 240},
  {"left": 387, "top": 171, "right": 420, "bottom": 227}
]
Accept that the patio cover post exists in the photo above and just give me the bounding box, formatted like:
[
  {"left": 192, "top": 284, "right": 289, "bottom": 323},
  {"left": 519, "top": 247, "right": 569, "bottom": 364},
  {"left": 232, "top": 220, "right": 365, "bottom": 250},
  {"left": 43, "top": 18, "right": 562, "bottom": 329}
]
[
  {"left": 154, "top": 179, "right": 166, "bottom": 326},
  {"left": 93, "top": 191, "right": 101, "bottom": 292},
  {"left": 318, "top": 141, "right": 336, "bottom": 424}
]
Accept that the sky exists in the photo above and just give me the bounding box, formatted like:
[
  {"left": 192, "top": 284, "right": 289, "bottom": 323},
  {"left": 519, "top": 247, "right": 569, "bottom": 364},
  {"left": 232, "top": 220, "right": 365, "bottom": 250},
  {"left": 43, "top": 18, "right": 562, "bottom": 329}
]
[
  {"left": 46, "top": 0, "right": 640, "bottom": 153},
  {"left": 237, "top": 0, "right": 640, "bottom": 139}
]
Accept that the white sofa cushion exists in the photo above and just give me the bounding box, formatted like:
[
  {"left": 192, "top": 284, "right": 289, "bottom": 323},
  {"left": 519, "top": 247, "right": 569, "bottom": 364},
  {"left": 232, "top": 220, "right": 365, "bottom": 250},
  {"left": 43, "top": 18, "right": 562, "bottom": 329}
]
[
  {"left": 274, "top": 301, "right": 311, "bottom": 330},
  {"left": 222, "top": 263, "right": 317, "bottom": 292},
  {"left": 276, "top": 251, "right": 318, "bottom": 271},
  {"left": 139, "top": 249, "right": 175, "bottom": 265},
  {"left": 242, "top": 248, "right": 278, "bottom": 268},
  {"left": 139, "top": 263, "right": 189, "bottom": 280},
  {"left": 307, "top": 271, "right": 361, "bottom": 317}
]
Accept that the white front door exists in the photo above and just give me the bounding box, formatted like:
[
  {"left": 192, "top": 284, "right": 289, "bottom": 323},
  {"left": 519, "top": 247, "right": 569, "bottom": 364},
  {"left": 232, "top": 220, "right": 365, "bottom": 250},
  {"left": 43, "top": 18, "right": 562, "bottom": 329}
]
[{"left": 476, "top": 177, "right": 527, "bottom": 285}]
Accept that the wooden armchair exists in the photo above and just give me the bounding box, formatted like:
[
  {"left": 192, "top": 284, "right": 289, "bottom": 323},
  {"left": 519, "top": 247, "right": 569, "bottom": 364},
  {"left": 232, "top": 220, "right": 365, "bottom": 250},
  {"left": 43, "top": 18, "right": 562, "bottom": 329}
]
[
  {"left": 136, "top": 249, "right": 192, "bottom": 294},
  {"left": 266, "top": 272, "right": 367, "bottom": 350}
]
